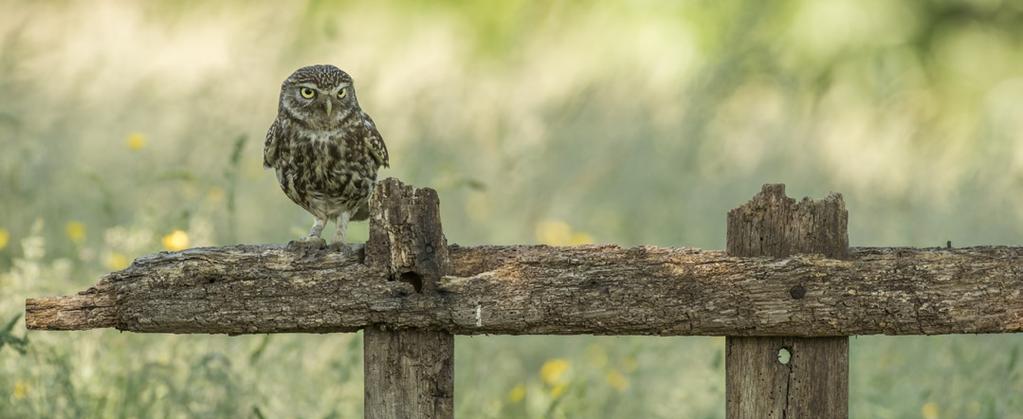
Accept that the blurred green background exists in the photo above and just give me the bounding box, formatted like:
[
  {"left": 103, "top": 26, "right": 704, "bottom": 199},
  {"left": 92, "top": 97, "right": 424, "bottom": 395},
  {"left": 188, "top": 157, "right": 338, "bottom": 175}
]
[{"left": 2, "top": 0, "right": 1023, "bottom": 417}]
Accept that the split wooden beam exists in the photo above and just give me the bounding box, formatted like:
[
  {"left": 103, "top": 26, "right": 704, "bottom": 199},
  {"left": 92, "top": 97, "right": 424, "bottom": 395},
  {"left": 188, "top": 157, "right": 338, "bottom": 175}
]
[
  {"left": 725, "top": 184, "right": 849, "bottom": 419},
  {"left": 24, "top": 243, "right": 1023, "bottom": 337},
  {"left": 363, "top": 179, "right": 454, "bottom": 419}
]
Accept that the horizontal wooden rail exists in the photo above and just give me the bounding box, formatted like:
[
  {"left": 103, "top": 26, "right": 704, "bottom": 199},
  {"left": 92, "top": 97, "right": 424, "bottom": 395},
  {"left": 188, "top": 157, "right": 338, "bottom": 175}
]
[{"left": 25, "top": 243, "right": 1023, "bottom": 336}]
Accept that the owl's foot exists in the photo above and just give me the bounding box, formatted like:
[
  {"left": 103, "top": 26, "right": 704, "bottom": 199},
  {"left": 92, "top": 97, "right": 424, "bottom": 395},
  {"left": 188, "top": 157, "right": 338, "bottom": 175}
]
[
  {"left": 328, "top": 241, "right": 352, "bottom": 253},
  {"left": 327, "top": 241, "right": 364, "bottom": 255},
  {"left": 287, "top": 236, "right": 327, "bottom": 251}
]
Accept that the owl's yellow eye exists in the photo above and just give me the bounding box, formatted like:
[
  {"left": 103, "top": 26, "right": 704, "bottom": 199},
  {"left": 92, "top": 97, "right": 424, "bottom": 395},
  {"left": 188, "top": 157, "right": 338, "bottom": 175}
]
[
  {"left": 300, "top": 87, "right": 316, "bottom": 99},
  {"left": 338, "top": 88, "right": 348, "bottom": 99}
]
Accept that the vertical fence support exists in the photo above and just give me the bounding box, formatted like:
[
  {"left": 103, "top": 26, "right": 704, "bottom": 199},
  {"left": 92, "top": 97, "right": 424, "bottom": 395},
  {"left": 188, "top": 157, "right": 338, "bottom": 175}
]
[
  {"left": 725, "top": 184, "right": 849, "bottom": 419},
  {"left": 364, "top": 178, "right": 454, "bottom": 419}
]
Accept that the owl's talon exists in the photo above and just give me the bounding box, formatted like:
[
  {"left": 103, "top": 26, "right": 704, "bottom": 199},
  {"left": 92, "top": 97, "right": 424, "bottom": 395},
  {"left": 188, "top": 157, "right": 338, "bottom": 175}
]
[
  {"left": 331, "top": 242, "right": 365, "bottom": 258},
  {"left": 328, "top": 242, "right": 354, "bottom": 253},
  {"left": 287, "top": 237, "right": 327, "bottom": 251}
]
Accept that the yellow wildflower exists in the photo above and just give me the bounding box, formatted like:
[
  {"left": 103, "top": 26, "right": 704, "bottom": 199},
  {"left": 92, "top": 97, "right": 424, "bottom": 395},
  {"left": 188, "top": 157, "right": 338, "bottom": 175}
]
[
  {"left": 536, "top": 220, "right": 594, "bottom": 246},
  {"left": 162, "top": 230, "right": 190, "bottom": 251},
  {"left": 606, "top": 369, "right": 629, "bottom": 392},
  {"left": 0, "top": 228, "right": 8, "bottom": 250},
  {"left": 13, "top": 380, "right": 29, "bottom": 400},
  {"left": 207, "top": 187, "right": 225, "bottom": 203},
  {"left": 550, "top": 383, "right": 567, "bottom": 399},
  {"left": 921, "top": 402, "right": 939, "bottom": 419},
  {"left": 105, "top": 252, "right": 130, "bottom": 271},
  {"left": 539, "top": 358, "right": 570, "bottom": 385},
  {"left": 569, "top": 232, "right": 593, "bottom": 245},
  {"left": 65, "top": 221, "right": 86, "bottom": 244},
  {"left": 126, "top": 132, "right": 146, "bottom": 151},
  {"left": 507, "top": 384, "right": 526, "bottom": 403},
  {"left": 536, "top": 220, "right": 572, "bottom": 245}
]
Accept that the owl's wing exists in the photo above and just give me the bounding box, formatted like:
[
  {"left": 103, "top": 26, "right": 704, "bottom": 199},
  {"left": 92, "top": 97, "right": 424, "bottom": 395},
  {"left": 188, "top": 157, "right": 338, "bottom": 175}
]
[
  {"left": 361, "top": 112, "right": 389, "bottom": 168},
  {"left": 263, "top": 119, "right": 281, "bottom": 169}
]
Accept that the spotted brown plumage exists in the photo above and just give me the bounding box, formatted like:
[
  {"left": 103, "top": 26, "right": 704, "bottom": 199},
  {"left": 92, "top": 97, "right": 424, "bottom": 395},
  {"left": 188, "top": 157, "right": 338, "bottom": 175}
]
[{"left": 263, "top": 65, "right": 389, "bottom": 248}]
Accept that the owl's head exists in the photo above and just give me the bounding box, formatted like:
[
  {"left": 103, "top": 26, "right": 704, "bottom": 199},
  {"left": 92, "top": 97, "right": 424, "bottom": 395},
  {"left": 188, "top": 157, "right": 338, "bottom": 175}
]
[{"left": 278, "top": 65, "right": 360, "bottom": 127}]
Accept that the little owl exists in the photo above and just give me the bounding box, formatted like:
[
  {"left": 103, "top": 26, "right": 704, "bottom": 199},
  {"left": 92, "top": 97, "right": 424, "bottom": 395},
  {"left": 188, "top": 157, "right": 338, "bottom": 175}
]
[{"left": 263, "top": 65, "right": 389, "bottom": 249}]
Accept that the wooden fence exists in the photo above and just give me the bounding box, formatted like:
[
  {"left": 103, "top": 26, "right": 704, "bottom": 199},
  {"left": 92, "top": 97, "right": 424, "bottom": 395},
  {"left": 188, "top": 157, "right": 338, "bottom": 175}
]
[{"left": 25, "top": 178, "right": 1023, "bottom": 418}]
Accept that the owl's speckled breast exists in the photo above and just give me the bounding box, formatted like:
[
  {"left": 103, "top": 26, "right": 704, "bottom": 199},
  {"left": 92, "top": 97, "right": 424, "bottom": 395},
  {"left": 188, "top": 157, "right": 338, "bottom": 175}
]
[{"left": 274, "top": 129, "right": 378, "bottom": 219}]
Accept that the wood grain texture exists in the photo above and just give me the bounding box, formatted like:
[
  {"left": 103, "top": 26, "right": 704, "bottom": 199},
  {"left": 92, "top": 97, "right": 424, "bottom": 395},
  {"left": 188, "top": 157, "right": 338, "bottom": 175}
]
[
  {"left": 23, "top": 244, "right": 1023, "bottom": 336},
  {"left": 363, "top": 178, "right": 454, "bottom": 419},
  {"left": 726, "top": 184, "right": 848, "bottom": 259},
  {"left": 365, "top": 178, "right": 449, "bottom": 293},
  {"left": 725, "top": 183, "right": 849, "bottom": 419},
  {"left": 726, "top": 337, "right": 848, "bottom": 418},
  {"left": 364, "top": 327, "right": 453, "bottom": 419}
]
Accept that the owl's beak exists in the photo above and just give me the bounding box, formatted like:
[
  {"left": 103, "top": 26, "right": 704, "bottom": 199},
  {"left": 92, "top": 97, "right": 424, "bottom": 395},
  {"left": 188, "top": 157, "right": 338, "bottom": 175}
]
[{"left": 324, "top": 100, "right": 333, "bottom": 117}]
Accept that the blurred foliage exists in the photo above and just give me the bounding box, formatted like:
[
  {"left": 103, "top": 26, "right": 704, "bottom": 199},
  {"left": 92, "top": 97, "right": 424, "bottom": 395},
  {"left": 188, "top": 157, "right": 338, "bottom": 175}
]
[{"left": 1, "top": 0, "right": 1023, "bottom": 417}]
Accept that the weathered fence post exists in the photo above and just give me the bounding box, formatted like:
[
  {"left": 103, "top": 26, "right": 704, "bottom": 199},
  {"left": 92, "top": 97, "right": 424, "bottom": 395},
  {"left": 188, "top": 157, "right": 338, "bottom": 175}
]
[
  {"left": 725, "top": 184, "right": 849, "bottom": 418},
  {"left": 364, "top": 178, "right": 454, "bottom": 419}
]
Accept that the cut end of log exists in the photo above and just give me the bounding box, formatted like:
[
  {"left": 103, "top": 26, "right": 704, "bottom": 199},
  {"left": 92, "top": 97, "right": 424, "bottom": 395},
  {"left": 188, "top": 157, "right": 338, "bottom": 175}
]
[
  {"left": 367, "top": 177, "right": 450, "bottom": 292},
  {"left": 759, "top": 183, "right": 787, "bottom": 199},
  {"left": 728, "top": 183, "right": 849, "bottom": 259},
  {"left": 25, "top": 293, "right": 117, "bottom": 331}
]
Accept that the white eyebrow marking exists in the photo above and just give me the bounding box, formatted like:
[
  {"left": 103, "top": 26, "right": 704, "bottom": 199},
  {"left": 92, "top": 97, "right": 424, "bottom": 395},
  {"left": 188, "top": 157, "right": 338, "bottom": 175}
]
[{"left": 332, "top": 83, "right": 352, "bottom": 93}]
